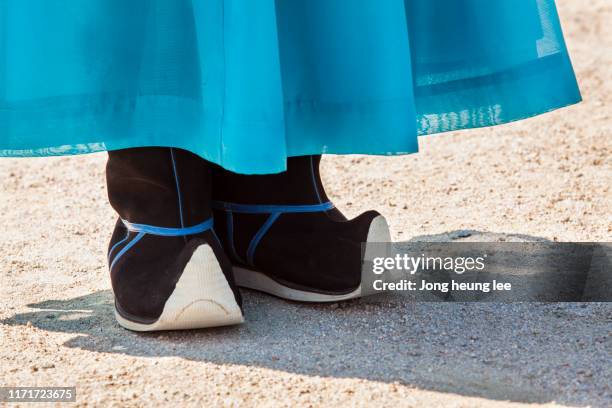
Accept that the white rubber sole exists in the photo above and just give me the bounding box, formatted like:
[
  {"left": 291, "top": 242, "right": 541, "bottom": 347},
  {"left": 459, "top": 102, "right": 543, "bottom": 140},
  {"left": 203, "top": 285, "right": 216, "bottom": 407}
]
[
  {"left": 115, "top": 245, "right": 244, "bottom": 331},
  {"left": 234, "top": 215, "right": 391, "bottom": 302}
]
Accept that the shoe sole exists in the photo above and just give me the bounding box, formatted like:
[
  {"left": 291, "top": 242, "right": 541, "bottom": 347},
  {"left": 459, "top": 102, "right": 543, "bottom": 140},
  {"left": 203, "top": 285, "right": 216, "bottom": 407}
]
[
  {"left": 115, "top": 245, "right": 244, "bottom": 331},
  {"left": 233, "top": 215, "right": 391, "bottom": 302}
]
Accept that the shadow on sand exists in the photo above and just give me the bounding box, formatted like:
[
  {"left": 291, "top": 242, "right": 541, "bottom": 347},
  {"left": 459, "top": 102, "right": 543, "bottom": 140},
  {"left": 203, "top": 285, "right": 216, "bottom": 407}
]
[{"left": 3, "top": 231, "right": 610, "bottom": 406}]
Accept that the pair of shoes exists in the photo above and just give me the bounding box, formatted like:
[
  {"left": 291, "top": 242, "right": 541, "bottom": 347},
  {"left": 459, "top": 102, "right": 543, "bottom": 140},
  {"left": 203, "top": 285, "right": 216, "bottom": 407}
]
[{"left": 106, "top": 149, "right": 389, "bottom": 331}]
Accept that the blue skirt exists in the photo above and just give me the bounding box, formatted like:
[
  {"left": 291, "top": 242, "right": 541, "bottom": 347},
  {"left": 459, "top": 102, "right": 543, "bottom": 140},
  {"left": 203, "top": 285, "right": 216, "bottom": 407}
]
[{"left": 0, "top": 0, "right": 581, "bottom": 174}]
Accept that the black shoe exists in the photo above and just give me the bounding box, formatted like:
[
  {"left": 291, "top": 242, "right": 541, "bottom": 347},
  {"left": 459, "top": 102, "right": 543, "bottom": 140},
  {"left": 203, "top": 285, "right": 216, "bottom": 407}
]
[
  {"left": 107, "top": 148, "right": 243, "bottom": 331},
  {"left": 212, "top": 155, "right": 391, "bottom": 302}
]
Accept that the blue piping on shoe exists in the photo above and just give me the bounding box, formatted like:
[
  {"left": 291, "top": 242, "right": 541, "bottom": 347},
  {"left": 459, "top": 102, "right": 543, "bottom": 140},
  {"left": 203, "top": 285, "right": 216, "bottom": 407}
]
[
  {"left": 121, "top": 218, "right": 214, "bottom": 236},
  {"left": 109, "top": 218, "right": 214, "bottom": 271},
  {"left": 212, "top": 201, "right": 334, "bottom": 267},
  {"left": 211, "top": 201, "right": 334, "bottom": 214},
  {"left": 110, "top": 231, "right": 145, "bottom": 271},
  {"left": 108, "top": 229, "right": 129, "bottom": 263},
  {"left": 247, "top": 212, "right": 280, "bottom": 266}
]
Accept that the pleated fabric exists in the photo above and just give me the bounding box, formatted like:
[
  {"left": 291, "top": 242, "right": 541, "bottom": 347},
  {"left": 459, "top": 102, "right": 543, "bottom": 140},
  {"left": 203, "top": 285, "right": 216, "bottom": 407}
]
[{"left": 0, "top": 0, "right": 581, "bottom": 174}]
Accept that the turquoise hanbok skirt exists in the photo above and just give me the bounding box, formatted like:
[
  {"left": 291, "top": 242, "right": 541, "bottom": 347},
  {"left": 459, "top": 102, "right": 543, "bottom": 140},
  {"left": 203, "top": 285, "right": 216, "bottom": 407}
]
[{"left": 0, "top": 0, "right": 581, "bottom": 174}]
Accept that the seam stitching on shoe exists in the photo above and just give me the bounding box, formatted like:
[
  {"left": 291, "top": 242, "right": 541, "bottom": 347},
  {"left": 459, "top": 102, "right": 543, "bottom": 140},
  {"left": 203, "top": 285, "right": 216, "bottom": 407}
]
[
  {"left": 226, "top": 211, "right": 246, "bottom": 265},
  {"left": 310, "top": 156, "right": 322, "bottom": 204},
  {"left": 169, "top": 149, "right": 186, "bottom": 239}
]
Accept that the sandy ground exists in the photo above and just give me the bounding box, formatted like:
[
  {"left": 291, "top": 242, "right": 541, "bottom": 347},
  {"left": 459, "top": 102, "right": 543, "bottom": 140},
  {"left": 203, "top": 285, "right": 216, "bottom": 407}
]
[{"left": 1, "top": 0, "right": 611, "bottom": 407}]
